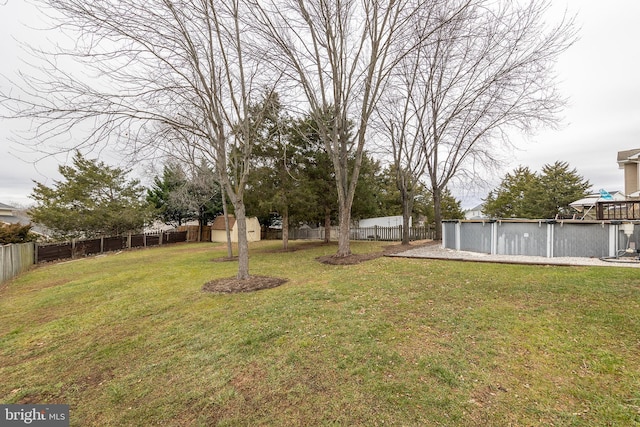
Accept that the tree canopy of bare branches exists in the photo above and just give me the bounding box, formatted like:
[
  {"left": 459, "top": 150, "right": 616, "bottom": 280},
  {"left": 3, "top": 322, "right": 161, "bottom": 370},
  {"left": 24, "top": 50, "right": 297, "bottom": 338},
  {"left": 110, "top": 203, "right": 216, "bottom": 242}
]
[{"left": 378, "top": 0, "right": 576, "bottom": 238}]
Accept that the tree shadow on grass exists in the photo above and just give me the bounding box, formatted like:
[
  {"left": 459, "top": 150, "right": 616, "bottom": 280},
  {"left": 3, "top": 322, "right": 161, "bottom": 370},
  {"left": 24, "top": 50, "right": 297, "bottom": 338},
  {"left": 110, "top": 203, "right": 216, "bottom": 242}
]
[
  {"left": 316, "top": 240, "right": 436, "bottom": 265},
  {"left": 202, "top": 276, "right": 288, "bottom": 294},
  {"left": 211, "top": 256, "right": 238, "bottom": 262}
]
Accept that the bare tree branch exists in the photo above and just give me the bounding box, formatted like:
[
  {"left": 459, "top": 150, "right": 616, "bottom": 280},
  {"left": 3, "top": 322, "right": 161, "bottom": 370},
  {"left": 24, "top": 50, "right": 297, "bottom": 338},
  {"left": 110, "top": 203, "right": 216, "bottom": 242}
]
[{"left": 377, "top": 0, "right": 576, "bottom": 239}]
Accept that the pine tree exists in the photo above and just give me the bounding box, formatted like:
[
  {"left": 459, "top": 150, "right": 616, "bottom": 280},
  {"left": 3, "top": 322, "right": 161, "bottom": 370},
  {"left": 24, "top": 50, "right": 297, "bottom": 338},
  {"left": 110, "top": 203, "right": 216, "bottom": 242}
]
[
  {"left": 483, "top": 163, "right": 591, "bottom": 219},
  {"left": 29, "top": 152, "right": 153, "bottom": 239}
]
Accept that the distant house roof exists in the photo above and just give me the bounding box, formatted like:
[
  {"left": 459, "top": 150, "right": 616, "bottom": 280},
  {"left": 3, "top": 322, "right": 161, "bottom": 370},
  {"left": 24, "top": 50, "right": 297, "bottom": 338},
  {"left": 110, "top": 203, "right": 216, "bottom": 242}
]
[
  {"left": 617, "top": 148, "right": 640, "bottom": 165},
  {"left": 0, "top": 202, "right": 17, "bottom": 224},
  {"left": 464, "top": 204, "right": 486, "bottom": 220},
  {"left": 0, "top": 203, "right": 52, "bottom": 237},
  {"left": 569, "top": 197, "right": 600, "bottom": 210},
  {"left": 212, "top": 214, "right": 236, "bottom": 230},
  {"left": 0, "top": 202, "right": 17, "bottom": 210}
]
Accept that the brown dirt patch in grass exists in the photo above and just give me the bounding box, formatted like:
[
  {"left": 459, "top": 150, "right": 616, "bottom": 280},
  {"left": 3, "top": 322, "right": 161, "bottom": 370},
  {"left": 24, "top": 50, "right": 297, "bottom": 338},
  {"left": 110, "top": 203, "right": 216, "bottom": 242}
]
[
  {"left": 0, "top": 278, "right": 71, "bottom": 296},
  {"left": 231, "top": 361, "right": 267, "bottom": 395},
  {"left": 317, "top": 240, "right": 436, "bottom": 265},
  {"left": 202, "top": 275, "right": 288, "bottom": 294},
  {"left": 18, "top": 393, "right": 51, "bottom": 405}
]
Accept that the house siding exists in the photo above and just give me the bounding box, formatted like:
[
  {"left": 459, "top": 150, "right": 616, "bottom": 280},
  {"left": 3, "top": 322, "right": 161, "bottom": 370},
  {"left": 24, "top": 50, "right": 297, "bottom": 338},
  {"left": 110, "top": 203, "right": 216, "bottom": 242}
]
[{"left": 625, "top": 162, "right": 639, "bottom": 195}]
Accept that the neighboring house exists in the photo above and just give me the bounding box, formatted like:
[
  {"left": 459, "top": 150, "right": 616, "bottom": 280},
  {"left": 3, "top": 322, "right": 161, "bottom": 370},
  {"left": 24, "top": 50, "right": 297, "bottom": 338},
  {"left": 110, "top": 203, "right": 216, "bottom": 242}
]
[
  {"left": 0, "top": 202, "right": 17, "bottom": 222},
  {"left": 464, "top": 203, "right": 485, "bottom": 219},
  {"left": 353, "top": 215, "right": 410, "bottom": 240},
  {"left": 617, "top": 148, "right": 640, "bottom": 198},
  {"left": 358, "top": 215, "right": 410, "bottom": 228},
  {"left": 211, "top": 214, "right": 261, "bottom": 243},
  {"left": 144, "top": 220, "right": 179, "bottom": 233},
  {"left": 0, "top": 202, "right": 51, "bottom": 238},
  {"left": 0, "top": 202, "right": 31, "bottom": 228}
]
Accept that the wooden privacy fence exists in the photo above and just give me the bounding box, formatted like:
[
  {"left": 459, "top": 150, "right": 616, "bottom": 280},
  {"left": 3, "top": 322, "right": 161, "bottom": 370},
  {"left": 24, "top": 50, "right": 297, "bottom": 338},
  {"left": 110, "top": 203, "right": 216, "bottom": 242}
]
[
  {"left": 1, "top": 243, "right": 35, "bottom": 284},
  {"left": 36, "top": 231, "right": 188, "bottom": 263},
  {"left": 178, "top": 225, "right": 212, "bottom": 242},
  {"left": 0, "top": 231, "right": 189, "bottom": 283}
]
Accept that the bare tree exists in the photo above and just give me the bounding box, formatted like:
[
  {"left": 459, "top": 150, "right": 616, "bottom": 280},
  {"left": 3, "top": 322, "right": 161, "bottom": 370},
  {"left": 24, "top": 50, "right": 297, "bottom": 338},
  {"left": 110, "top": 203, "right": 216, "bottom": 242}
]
[
  {"left": 251, "top": 0, "right": 464, "bottom": 257},
  {"left": 384, "top": 0, "right": 576, "bottom": 239},
  {"left": 168, "top": 160, "right": 221, "bottom": 240},
  {"left": 217, "top": 170, "right": 234, "bottom": 259},
  {"left": 0, "top": 0, "right": 277, "bottom": 279},
  {"left": 375, "top": 97, "right": 430, "bottom": 244}
]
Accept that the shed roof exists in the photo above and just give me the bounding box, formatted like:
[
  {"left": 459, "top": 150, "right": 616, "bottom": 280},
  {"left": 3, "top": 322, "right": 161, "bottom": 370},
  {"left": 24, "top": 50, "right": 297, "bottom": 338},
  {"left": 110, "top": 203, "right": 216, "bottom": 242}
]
[{"left": 212, "top": 215, "right": 235, "bottom": 230}]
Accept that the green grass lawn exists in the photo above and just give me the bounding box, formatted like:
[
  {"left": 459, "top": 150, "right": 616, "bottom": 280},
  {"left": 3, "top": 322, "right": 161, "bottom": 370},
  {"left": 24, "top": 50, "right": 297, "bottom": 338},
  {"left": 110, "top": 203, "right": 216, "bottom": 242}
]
[{"left": 1, "top": 240, "right": 640, "bottom": 426}]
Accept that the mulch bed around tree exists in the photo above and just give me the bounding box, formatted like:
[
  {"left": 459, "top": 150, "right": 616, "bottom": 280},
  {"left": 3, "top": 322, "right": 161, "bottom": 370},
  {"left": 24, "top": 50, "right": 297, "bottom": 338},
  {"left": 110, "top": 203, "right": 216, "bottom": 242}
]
[{"left": 202, "top": 275, "right": 288, "bottom": 294}]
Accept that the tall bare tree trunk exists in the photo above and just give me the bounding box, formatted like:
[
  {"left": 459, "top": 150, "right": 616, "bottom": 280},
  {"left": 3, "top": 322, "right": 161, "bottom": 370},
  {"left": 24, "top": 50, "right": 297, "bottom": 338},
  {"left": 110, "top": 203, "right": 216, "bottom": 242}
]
[
  {"left": 219, "top": 177, "right": 233, "bottom": 258},
  {"left": 233, "top": 203, "right": 250, "bottom": 280},
  {"left": 433, "top": 189, "right": 443, "bottom": 241},
  {"left": 401, "top": 189, "right": 413, "bottom": 245},
  {"left": 323, "top": 207, "right": 331, "bottom": 244},
  {"left": 337, "top": 207, "right": 351, "bottom": 254},
  {"left": 282, "top": 206, "right": 289, "bottom": 250}
]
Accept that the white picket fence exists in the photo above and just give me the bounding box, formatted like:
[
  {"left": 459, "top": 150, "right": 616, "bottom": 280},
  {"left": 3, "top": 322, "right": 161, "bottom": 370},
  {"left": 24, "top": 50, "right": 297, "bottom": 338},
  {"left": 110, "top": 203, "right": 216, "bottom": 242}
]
[{"left": 1, "top": 243, "right": 35, "bottom": 284}]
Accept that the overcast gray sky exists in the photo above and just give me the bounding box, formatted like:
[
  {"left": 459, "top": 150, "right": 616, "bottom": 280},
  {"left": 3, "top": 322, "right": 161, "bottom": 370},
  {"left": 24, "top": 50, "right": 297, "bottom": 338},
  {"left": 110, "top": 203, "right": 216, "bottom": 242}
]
[{"left": 1, "top": 0, "right": 640, "bottom": 209}]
